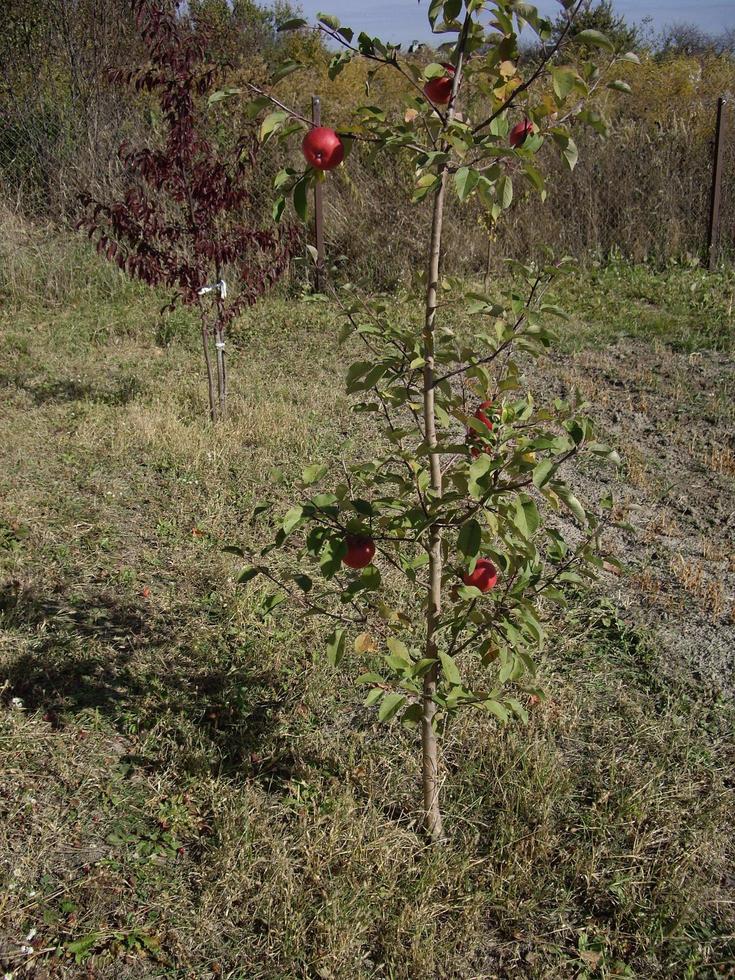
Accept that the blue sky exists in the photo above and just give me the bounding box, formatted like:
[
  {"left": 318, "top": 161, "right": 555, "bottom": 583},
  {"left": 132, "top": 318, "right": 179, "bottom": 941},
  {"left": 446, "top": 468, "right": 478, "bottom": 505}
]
[{"left": 287, "top": 1, "right": 735, "bottom": 45}]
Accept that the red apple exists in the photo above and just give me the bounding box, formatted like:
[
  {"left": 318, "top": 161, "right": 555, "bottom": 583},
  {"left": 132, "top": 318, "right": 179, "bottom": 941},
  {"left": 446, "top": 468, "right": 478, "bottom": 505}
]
[
  {"left": 462, "top": 558, "right": 499, "bottom": 593},
  {"left": 423, "top": 63, "right": 455, "bottom": 105},
  {"left": 509, "top": 118, "right": 534, "bottom": 148},
  {"left": 302, "top": 127, "right": 344, "bottom": 171},
  {"left": 343, "top": 535, "right": 376, "bottom": 569},
  {"left": 468, "top": 400, "right": 494, "bottom": 458},
  {"left": 474, "top": 400, "right": 494, "bottom": 431}
]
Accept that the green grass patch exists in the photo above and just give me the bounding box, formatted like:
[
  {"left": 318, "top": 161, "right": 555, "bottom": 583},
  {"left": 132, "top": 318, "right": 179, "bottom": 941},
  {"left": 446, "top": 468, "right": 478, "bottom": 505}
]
[{"left": 551, "top": 259, "right": 735, "bottom": 353}]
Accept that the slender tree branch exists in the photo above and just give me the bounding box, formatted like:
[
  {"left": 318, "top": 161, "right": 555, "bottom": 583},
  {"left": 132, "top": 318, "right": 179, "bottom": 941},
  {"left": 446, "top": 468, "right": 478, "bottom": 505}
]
[
  {"left": 316, "top": 24, "right": 448, "bottom": 136},
  {"left": 255, "top": 567, "right": 366, "bottom": 625},
  {"left": 470, "top": 0, "right": 586, "bottom": 137},
  {"left": 431, "top": 273, "right": 549, "bottom": 388}
]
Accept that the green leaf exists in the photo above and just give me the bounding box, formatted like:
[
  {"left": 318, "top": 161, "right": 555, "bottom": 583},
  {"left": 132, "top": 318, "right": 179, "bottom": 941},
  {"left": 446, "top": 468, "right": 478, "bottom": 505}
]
[
  {"left": 317, "top": 12, "right": 341, "bottom": 30},
  {"left": 67, "top": 934, "right": 99, "bottom": 960},
  {"left": 507, "top": 698, "right": 529, "bottom": 723},
  {"left": 326, "top": 628, "right": 346, "bottom": 666},
  {"left": 457, "top": 518, "right": 481, "bottom": 558},
  {"left": 439, "top": 652, "right": 462, "bottom": 686},
  {"left": 260, "top": 110, "right": 287, "bottom": 141},
  {"left": 272, "top": 60, "right": 303, "bottom": 83},
  {"left": 484, "top": 700, "right": 509, "bottom": 722},
  {"left": 428, "top": 0, "right": 444, "bottom": 27},
  {"left": 237, "top": 565, "right": 260, "bottom": 584},
  {"left": 539, "top": 303, "right": 569, "bottom": 319},
  {"left": 208, "top": 88, "right": 240, "bottom": 105},
  {"left": 293, "top": 176, "right": 309, "bottom": 221},
  {"left": 222, "top": 544, "right": 245, "bottom": 557},
  {"left": 551, "top": 66, "right": 577, "bottom": 101},
  {"left": 358, "top": 671, "right": 385, "bottom": 685},
  {"left": 272, "top": 195, "right": 285, "bottom": 223},
  {"left": 444, "top": 0, "right": 462, "bottom": 21},
  {"left": 328, "top": 50, "right": 353, "bottom": 80},
  {"left": 401, "top": 703, "right": 424, "bottom": 727},
  {"left": 561, "top": 136, "right": 578, "bottom": 170},
  {"left": 607, "top": 79, "right": 632, "bottom": 94},
  {"left": 532, "top": 459, "right": 555, "bottom": 489},
  {"left": 454, "top": 167, "right": 479, "bottom": 202},
  {"left": 313, "top": 492, "right": 338, "bottom": 509},
  {"left": 469, "top": 451, "right": 494, "bottom": 483},
  {"left": 243, "top": 95, "right": 270, "bottom": 118},
  {"left": 320, "top": 535, "right": 347, "bottom": 577},
  {"left": 523, "top": 164, "right": 545, "bottom": 194},
  {"left": 282, "top": 506, "right": 304, "bottom": 535},
  {"left": 378, "top": 692, "right": 406, "bottom": 722},
  {"left": 346, "top": 360, "right": 372, "bottom": 388},
  {"left": 261, "top": 592, "right": 286, "bottom": 617},
  {"left": 554, "top": 485, "right": 586, "bottom": 524},
  {"left": 387, "top": 637, "right": 411, "bottom": 664},
  {"left": 515, "top": 495, "right": 540, "bottom": 537},
  {"left": 497, "top": 174, "right": 513, "bottom": 209},
  {"left": 575, "top": 29, "right": 614, "bottom": 51},
  {"left": 277, "top": 17, "right": 308, "bottom": 31},
  {"left": 302, "top": 463, "right": 327, "bottom": 485},
  {"left": 360, "top": 565, "right": 382, "bottom": 591},
  {"left": 412, "top": 172, "right": 440, "bottom": 203}
]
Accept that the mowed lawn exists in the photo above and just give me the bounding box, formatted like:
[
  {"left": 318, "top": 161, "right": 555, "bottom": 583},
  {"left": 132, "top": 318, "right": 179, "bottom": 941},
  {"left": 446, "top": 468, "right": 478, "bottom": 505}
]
[{"left": 1, "top": 243, "right": 734, "bottom": 978}]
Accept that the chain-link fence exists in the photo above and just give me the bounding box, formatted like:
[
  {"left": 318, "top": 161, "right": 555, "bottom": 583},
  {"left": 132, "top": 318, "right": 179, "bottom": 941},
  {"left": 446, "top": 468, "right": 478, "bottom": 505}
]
[
  {"left": 497, "top": 108, "right": 735, "bottom": 266},
  {"left": 316, "top": 101, "right": 735, "bottom": 283},
  {"left": 1, "top": 30, "right": 734, "bottom": 278},
  {"left": 0, "top": 92, "right": 140, "bottom": 219}
]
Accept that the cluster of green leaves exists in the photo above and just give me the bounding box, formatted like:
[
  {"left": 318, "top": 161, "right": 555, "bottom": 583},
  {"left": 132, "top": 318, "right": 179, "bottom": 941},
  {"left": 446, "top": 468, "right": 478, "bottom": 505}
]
[
  {"left": 233, "top": 256, "right": 620, "bottom": 728},
  {"left": 220, "top": 0, "right": 631, "bottom": 730},
  {"left": 237, "top": 0, "right": 639, "bottom": 224}
]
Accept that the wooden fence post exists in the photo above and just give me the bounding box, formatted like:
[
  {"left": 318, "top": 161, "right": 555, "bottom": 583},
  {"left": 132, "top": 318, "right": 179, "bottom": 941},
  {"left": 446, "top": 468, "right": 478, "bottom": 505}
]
[
  {"left": 312, "top": 95, "right": 326, "bottom": 291},
  {"left": 707, "top": 97, "right": 728, "bottom": 271}
]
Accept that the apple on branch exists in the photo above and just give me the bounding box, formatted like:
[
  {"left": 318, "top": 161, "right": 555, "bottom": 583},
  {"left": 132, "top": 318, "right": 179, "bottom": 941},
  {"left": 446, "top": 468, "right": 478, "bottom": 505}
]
[
  {"left": 423, "top": 64, "right": 455, "bottom": 106},
  {"left": 467, "top": 400, "right": 495, "bottom": 458},
  {"left": 342, "top": 535, "right": 376, "bottom": 569},
  {"left": 463, "top": 558, "right": 499, "bottom": 593},
  {"left": 509, "top": 118, "right": 534, "bottom": 148},
  {"left": 302, "top": 127, "right": 344, "bottom": 171}
]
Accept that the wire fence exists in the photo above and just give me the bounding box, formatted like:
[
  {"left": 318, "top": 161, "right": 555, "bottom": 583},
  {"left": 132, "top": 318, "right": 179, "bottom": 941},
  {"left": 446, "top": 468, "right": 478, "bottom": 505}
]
[{"left": 1, "top": 79, "right": 734, "bottom": 279}]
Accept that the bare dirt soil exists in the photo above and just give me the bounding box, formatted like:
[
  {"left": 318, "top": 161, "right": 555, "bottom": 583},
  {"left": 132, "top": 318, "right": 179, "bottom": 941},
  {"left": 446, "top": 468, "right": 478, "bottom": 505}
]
[{"left": 535, "top": 340, "right": 734, "bottom": 694}]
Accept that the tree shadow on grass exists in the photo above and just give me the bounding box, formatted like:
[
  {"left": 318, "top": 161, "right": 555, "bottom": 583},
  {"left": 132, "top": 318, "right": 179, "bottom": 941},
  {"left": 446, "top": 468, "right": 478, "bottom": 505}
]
[
  {"left": 0, "top": 371, "right": 144, "bottom": 406},
  {"left": 0, "top": 579, "right": 296, "bottom": 784}
]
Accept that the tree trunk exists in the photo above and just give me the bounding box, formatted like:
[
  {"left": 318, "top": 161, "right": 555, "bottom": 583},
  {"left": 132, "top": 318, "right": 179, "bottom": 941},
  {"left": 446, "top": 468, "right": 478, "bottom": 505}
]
[
  {"left": 215, "top": 323, "right": 227, "bottom": 420},
  {"left": 199, "top": 311, "right": 217, "bottom": 423},
  {"left": 421, "top": 169, "right": 448, "bottom": 842},
  {"left": 419, "top": 20, "right": 470, "bottom": 842}
]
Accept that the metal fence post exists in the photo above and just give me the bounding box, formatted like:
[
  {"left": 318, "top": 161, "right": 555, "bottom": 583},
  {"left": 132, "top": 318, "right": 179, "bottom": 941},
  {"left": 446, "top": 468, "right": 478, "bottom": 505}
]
[
  {"left": 707, "top": 97, "right": 728, "bottom": 272},
  {"left": 311, "top": 95, "right": 326, "bottom": 291}
]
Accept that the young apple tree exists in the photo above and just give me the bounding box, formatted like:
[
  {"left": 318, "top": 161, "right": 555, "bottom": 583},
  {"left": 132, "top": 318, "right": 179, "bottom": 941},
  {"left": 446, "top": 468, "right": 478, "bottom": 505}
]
[
  {"left": 225, "top": 0, "right": 635, "bottom": 838},
  {"left": 79, "top": 0, "right": 297, "bottom": 421}
]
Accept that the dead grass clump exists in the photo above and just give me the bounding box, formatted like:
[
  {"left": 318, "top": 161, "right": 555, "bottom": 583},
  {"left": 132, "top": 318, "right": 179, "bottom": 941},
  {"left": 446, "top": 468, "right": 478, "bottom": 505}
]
[
  {"left": 707, "top": 444, "right": 735, "bottom": 477},
  {"left": 670, "top": 554, "right": 727, "bottom": 618}
]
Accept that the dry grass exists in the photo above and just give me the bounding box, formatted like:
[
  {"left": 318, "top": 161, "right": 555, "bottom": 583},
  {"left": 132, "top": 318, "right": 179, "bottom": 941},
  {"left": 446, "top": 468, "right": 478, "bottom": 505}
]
[
  {"left": 670, "top": 555, "right": 728, "bottom": 619},
  {"left": 707, "top": 445, "right": 735, "bottom": 477}
]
